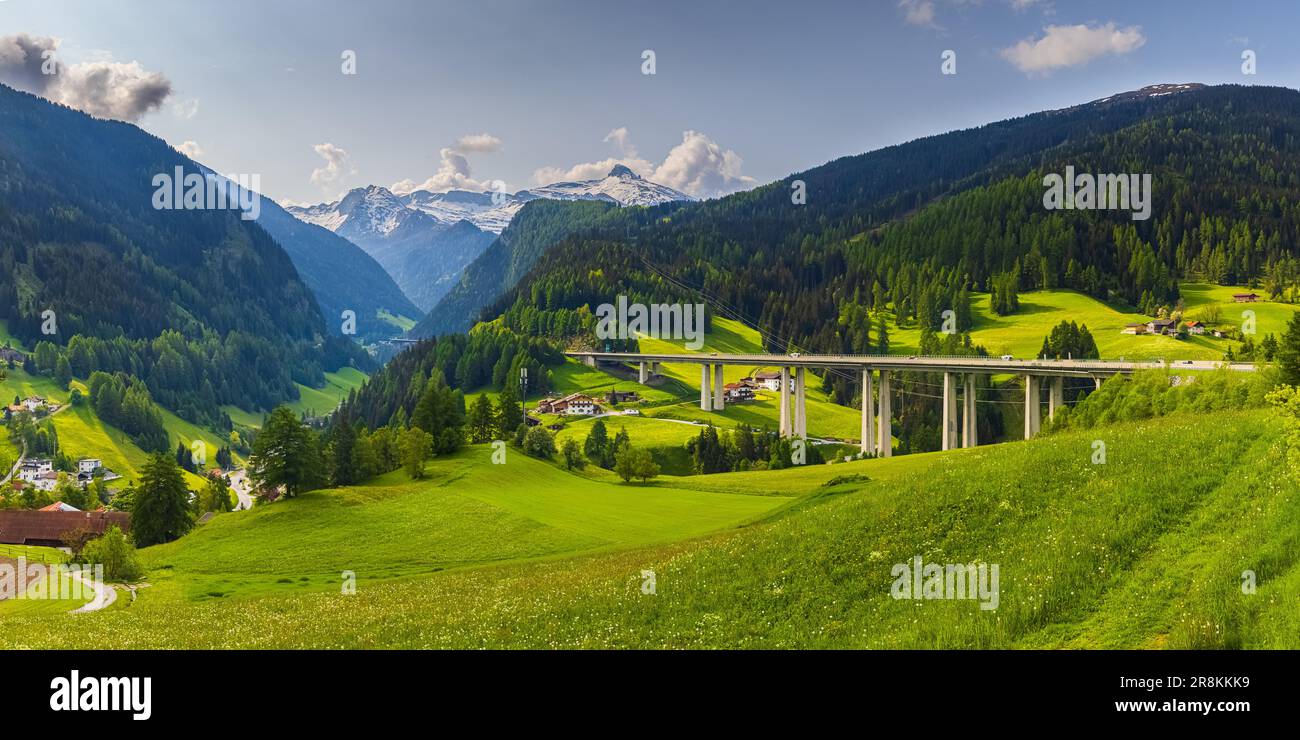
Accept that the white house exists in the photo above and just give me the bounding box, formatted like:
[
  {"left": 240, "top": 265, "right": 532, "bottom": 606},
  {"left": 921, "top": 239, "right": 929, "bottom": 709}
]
[
  {"left": 750, "top": 371, "right": 783, "bottom": 391},
  {"left": 77, "top": 458, "right": 102, "bottom": 475},
  {"left": 564, "top": 395, "right": 599, "bottom": 416},
  {"left": 22, "top": 396, "right": 47, "bottom": 412},
  {"left": 17, "top": 458, "right": 53, "bottom": 483}
]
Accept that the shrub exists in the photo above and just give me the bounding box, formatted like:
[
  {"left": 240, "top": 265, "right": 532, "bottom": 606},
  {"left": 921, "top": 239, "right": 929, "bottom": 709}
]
[{"left": 81, "top": 525, "right": 143, "bottom": 582}]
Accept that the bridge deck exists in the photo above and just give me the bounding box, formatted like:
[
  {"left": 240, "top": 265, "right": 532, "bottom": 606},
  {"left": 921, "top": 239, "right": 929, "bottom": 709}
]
[{"left": 566, "top": 352, "right": 1257, "bottom": 378}]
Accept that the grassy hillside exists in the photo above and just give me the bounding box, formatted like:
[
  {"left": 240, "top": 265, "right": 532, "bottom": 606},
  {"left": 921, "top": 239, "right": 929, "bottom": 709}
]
[
  {"left": 2, "top": 405, "right": 1294, "bottom": 647},
  {"left": 127, "top": 445, "right": 786, "bottom": 602},
  {"left": 0, "top": 364, "right": 226, "bottom": 491},
  {"left": 887, "top": 283, "right": 1297, "bottom": 361},
  {"left": 222, "top": 367, "right": 369, "bottom": 428}
]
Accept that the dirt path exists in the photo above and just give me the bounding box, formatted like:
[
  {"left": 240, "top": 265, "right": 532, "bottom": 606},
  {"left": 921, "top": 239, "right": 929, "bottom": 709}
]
[{"left": 68, "top": 568, "right": 116, "bottom": 613}]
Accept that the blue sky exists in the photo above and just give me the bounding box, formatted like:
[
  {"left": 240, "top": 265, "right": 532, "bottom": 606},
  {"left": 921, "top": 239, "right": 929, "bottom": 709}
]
[{"left": 1, "top": 0, "right": 1297, "bottom": 204}]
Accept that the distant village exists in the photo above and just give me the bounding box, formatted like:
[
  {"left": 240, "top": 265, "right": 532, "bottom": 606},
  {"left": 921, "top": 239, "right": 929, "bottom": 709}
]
[{"left": 1121, "top": 292, "right": 1260, "bottom": 338}]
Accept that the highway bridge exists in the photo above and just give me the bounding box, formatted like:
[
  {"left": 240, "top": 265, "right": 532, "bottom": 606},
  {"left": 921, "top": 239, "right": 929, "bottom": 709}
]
[{"left": 565, "top": 351, "right": 1258, "bottom": 456}]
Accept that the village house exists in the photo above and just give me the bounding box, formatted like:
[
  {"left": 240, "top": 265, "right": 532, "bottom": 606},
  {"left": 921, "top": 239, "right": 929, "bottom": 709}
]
[
  {"left": 536, "top": 393, "right": 601, "bottom": 416},
  {"left": 17, "top": 458, "right": 53, "bottom": 484},
  {"left": 21, "top": 396, "right": 48, "bottom": 413},
  {"left": 38, "top": 501, "right": 81, "bottom": 513},
  {"left": 749, "top": 370, "right": 783, "bottom": 391},
  {"left": 724, "top": 383, "right": 755, "bottom": 402},
  {"left": 1232, "top": 292, "right": 1260, "bottom": 303},
  {"left": 1146, "top": 318, "right": 1177, "bottom": 335},
  {"left": 564, "top": 394, "right": 599, "bottom": 416},
  {"left": 77, "top": 458, "right": 102, "bottom": 475},
  {"left": 1184, "top": 320, "right": 1207, "bottom": 335},
  {"left": 31, "top": 470, "right": 59, "bottom": 493},
  {"left": 1121, "top": 323, "right": 1147, "bottom": 335}
]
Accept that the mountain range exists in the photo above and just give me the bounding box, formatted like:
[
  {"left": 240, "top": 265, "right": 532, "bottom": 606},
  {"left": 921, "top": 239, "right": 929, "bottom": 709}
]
[{"left": 286, "top": 166, "right": 693, "bottom": 314}]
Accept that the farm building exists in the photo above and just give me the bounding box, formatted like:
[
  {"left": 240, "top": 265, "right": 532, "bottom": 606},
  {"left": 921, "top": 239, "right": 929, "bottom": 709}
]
[
  {"left": 1232, "top": 293, "right": 1260, "bottom": 303},
  {"left": 604, "top": 390, "right": 640, "bottom": 404},
  {"left": 0, "top": 510, "right": 131, "bottom": 548}
]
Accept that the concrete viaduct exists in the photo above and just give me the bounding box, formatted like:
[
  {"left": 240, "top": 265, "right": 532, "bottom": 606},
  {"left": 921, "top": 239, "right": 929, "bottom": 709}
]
[{"left": 566, "top": 352, "right": 1257, "bottom": 457}]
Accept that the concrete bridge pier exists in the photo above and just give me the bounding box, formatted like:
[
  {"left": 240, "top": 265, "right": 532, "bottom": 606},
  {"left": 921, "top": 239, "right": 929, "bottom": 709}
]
[
  {"left": 794, "top": 367, "right": 807, "bottom": 438},
  {"left": 1023, "top": 374, "right": 1041, "bottom": 439},
  {"left": 877, "top": 370, "right": 892, "bottom": 457},
  {"left": 860, "top": 368, "right": 875, "bottom": 455},
  {"left": 713, "top": 364, "right": 725, "bottom": 411},
  {"left": 963, "top": 373, "right": 978, "bottom": 448},
  {"left": 1048, "top": 376, "right": 1064, "bottom": 421},
  {"left": 942, "top": 372, "right": 959, "bottom": 451},
  {"left": 700, "top": 364, "right": 711, "bottom": 411},
  {"left": 779, "top": 367, "right": 792, "bottom": 437},
  {"left": 638, "top": 361, "right": 648, "bottom": 384}
]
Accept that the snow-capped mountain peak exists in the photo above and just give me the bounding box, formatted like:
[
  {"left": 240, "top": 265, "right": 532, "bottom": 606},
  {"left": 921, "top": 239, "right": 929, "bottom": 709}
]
[
  {"left": 606, "top": 164, "right": 640, "bottom": 179},
  {"left": 288, "top": 184, "right": 437, "bottom": 237},
  {"left": 286, "top": 169, "right": 691, "bottom": 237},
  {"left": 521, "top": 167, "right": 692, "bottom": 209}
]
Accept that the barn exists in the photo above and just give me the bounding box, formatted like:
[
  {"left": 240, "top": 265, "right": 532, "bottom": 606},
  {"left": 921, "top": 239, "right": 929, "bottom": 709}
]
[{"left": 0, "top": 511, "right": 131, "bottom": 548}]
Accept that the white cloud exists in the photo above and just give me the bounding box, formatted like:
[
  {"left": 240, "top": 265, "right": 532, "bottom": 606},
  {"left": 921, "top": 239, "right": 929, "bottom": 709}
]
[
  {"left": 651, "top": 131, "right": 757, "bottom": 198},
  {"left": 1000, "top": 22, "right": 1146, "bottom": 74},
  {"left": 388, "top": 132, "right": 506, "bottom": 194},
  {"left": 390, "top": 147, "right": 494, "bottom": 194},
  {"left": 0, "top": 34, "right": 173, "bottom": 122},
  {"left": 899, "top": 0, "right": 936, "bottom": 27},
  {"left": 533, "top": 128, "right": 755, "bottom": 198},
  {"left": 604, "top": 126, "right": 637, "bottom": 157},
  {"left": 309, "top": 142, "right": 357, "bottom": 192},
  {"left": 175, "top": 140, "right": 204, "bottom": 159},
  {"left": 453, "top": 133, "right": 502, "bottom": 153},
  {"left": 172, "top": 98, "right": 199, "bottom": 119}
]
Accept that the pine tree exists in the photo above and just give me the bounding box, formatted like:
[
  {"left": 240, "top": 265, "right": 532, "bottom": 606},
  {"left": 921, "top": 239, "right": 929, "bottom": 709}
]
[
  {"left": 468, "top": 394, "right": 497, "bottom": 443},
  {"left": 131, "top": 453, "right": 193, "bottom": 547},
  {"left": 495, "top": 383, "right": 524, "bottom": 437}
]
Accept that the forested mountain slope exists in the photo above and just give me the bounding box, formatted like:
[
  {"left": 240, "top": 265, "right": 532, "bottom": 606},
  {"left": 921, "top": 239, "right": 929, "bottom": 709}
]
[{"left": 0, "top": 83, "right": 366, "bottom": 422}]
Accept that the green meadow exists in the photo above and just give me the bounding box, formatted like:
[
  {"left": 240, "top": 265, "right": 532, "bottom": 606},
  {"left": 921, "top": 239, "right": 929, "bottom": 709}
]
[
  {"left": 888, "top": 283, "right": 1296, "bottom": 361},
  {"left": 2, "top": 407, "right": 1294, "bottom": 648},
  {"left": 223, "top": 367, "right": 369, "bottom": 429}
]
